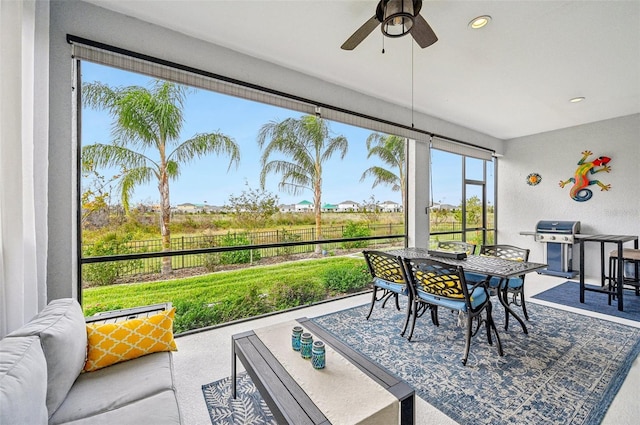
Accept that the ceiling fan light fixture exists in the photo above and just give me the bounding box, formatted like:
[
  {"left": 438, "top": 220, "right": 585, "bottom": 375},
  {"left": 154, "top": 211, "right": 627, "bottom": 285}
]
[
  {"left": 382, "top": 0, "right": 415, "bottom": 38},
  {"left": 469, "top": 15, "right": 491, "bottom": 29}
]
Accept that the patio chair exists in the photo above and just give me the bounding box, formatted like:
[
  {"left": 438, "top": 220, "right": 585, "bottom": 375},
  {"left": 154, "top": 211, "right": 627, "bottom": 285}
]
[
  {"left": 401, "top": 257, "right": 503, "bottom": 365},
  {"left": 466, "top": 244, "right": 530, "bottom": 331},
  {"left": 362, "top": 250, "right": 412, "bottom": 336},
  {"left": 437, "top": 240, "right": 476, "bottom": 255}
]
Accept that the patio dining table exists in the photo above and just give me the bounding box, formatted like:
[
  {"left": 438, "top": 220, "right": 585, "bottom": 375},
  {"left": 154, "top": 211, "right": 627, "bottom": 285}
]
[{"left": 387, "top": 248, "right": 547, "bottom": 334}]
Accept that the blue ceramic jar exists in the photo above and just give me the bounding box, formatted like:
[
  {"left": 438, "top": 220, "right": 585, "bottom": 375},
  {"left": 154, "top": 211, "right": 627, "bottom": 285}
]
[
  {"left": 291, "top": 326, "right": 303, "bottom": 351},
  {"left": 311, "top": 340, "right": 326, "bottom": 369},
  {"left": 300, "top": 332, "right": 313, "bottom": 359}
]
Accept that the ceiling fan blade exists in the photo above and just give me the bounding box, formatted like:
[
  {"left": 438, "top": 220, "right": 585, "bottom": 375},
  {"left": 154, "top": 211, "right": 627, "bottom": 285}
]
[
  {"left": 341, "top": 16, "right": 380, "bottom": 50},
  {"left": 411, "top": 14, "right": 438, "bottom": 48}
]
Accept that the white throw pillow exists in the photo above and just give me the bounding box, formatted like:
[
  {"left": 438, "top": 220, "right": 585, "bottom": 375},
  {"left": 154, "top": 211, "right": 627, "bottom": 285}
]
[
  {"left": 7, "top": 298, "right": 87, "bottom": 418},
  {"left": 0, "top": 335, "right": 49, "bottom": 424}
]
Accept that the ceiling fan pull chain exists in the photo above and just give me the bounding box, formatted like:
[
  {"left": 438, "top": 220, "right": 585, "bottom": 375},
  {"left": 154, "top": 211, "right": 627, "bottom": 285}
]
[{"left": 411, "top": 41, "right": 415, "bottom": 128}]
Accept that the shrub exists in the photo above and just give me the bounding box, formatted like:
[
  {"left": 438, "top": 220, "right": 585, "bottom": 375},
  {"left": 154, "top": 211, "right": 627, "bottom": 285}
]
[
  {"left": 340, "top": 222, "right": 371, "bottom": 249},
  {"left": 323, "top": 263, "right": 370, "bottom": 293},
  {"left": 277, "top": 228, "right": 302, "bottom": 257},
  {"left": 218, "top": 232, "right": 261, "bottom": 264},
  {"left": 270, "top": 280, "right": 326, "bottom": 310},
  {"left": 82, "top": 233, "right": 142, "bottom": 286},
  {"left": 271, "top": 212, "right": 315, "bottom": 226},
  {"left": 172, "top": 286, "right": 272, "bottom": 333},
  {"left": 147, "top": 258, "right": 162, "bottom": 274},
  {"left": 210, "top": 215, "right": 234, "bottom": 230},
  {"left": 223, "top": 285, "right": 272, "bottom": 320},
  {"left": 120, "top": 213, "right": 158, "bottom": 238},
  {"left": 172, "top": 299, "right": 222, "bottom": 334},
  {"left": 201, "top": 253, "right": 220, "bottom": 272},
  {"left": 83, "top": 261, "right": 120, "bottom": 287},
  {"left": 225, "top": 185, "right": 280, "bottom": 229}
]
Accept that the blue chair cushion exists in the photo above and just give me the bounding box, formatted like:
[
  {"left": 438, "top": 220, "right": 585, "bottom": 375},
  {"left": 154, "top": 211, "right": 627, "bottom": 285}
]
[
  {"left": 417, "top": 285, "right": 487, "bottom": 312},
  {"left": 489, "top": 276, "right": 523, "bottom": 289},
  {"left": 484, "top": 276, "right": 524, "bottom": 289},
  {"left": 464, "top": 272, "right": 487, "bottom": 283},
  {"left": 373, "top": 277, "right": 408, "bottom": 295},
  {"left": 464, "top": 273, "right": 523, "bottom": 289}
]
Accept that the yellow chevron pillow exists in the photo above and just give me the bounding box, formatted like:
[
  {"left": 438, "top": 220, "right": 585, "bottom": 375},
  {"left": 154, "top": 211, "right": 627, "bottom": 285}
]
[{"left": 83, "top": 308, "right": 177, "bottom": 372}]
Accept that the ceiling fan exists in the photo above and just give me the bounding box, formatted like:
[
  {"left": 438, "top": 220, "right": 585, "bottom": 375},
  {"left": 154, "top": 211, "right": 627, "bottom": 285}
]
[{"left": 341, "top": 0, "right": 438, "bottom": 50}]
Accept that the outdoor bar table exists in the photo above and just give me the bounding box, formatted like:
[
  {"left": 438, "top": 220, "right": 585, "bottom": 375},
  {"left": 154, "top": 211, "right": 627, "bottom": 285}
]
[
  {"left": 387, "top": 248, "right": 547, "bottom": 334},
  {"left": 574, "top": 234, "right": 639, "bottom": 311}
]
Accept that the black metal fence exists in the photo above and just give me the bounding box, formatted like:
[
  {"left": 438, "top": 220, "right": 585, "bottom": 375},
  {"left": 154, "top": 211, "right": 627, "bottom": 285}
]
[
  {"left": 81, "top": 223, "right": 404, "bottom": 282},
  {"left": 81, "top": 221, "right": 494, "bottom": 285}
]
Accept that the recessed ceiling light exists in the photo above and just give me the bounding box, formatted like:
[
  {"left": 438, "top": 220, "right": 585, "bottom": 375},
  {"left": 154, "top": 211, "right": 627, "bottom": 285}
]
[
  {"left": 569, "top": 97, "right": 586, "bottom": 103},
  {"left": 469, "top": 15, "right": 491, "bottom": 29}
]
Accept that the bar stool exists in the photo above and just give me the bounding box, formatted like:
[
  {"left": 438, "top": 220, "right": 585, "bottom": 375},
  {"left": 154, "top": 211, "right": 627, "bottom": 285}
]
[{"left": 607, "top": 248, "right": 640, "bottom": 304}]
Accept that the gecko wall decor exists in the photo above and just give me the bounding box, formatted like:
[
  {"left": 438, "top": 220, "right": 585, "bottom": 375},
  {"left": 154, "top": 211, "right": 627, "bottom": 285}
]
[{"left": 559, "top": 150, "right": 611, "bottom": 202}]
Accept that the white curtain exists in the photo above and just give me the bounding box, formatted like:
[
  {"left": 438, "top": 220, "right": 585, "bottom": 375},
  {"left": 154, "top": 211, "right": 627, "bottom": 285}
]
[{"left": 0, "top": 0, "right": 49, "bottom": 338}]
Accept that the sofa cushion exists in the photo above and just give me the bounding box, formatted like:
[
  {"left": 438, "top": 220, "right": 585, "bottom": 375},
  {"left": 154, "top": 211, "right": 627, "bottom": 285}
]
[
  {"left": 83, "top": 308, "right": 177, "bottom": 372},
  {"left": 0, "top": 335, "right": 49, "bottom": 424},
  {"left": 7, "top": 298, "right": 87, "bottom": 418},
  {"left": 49, "top": 352, "right": 180, "bottom": 425},
  {"left": 50, "top": 390, "right": 181, "bottom": 425}
]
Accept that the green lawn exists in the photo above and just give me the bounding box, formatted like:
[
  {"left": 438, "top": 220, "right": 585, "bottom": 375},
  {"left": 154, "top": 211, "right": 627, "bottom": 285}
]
[{"left": 83, "top": 255, "right": 369, "bottom": 333}]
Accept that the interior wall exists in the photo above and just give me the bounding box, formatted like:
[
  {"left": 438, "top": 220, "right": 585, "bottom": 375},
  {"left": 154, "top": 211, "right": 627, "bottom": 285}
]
[
  {"left": 47, "top": 1, "right": 502, "bottom": 299},
  {"left": 497, "top": 114, "right": 640, "bottom": 280}
]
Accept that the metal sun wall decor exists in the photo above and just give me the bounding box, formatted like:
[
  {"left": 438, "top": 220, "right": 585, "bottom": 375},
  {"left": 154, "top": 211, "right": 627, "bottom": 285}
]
[
  {"left": 559, "top": 150, "right": 612, "bottom": 202},
  {"left": 526, "top": 173, "right": 542, "bottom": 186}
]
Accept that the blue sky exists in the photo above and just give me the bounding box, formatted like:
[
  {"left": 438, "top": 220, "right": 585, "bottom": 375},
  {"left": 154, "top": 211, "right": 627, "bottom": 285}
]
[{"left": 81, "top": 62, "right": 481, "bottom": 208}]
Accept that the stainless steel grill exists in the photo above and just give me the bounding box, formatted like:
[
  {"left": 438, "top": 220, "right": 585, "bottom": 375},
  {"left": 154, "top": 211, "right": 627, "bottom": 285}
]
[
  {"left": 535, "top": 220, "right": 580, "bottom": 244},
  {"left": 522, "top": 220, "right": 581, "bottom": 278}
]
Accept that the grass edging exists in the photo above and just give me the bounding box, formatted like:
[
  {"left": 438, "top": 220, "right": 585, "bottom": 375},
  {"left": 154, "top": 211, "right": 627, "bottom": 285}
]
[{"left": 83, "top": 254, "right": 371, "bottom": 333}]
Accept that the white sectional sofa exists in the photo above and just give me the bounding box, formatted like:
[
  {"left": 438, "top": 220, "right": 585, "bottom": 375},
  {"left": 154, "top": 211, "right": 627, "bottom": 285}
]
[{"left": 0, "top": 298, "right": 182, "bottom": 424}]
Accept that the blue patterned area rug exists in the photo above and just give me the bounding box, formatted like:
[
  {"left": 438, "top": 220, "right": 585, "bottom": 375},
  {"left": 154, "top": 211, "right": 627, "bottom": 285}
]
[
  {"left": 532, "top": 280, "right": 640, "bottom": 321},
  {"left": 202, "top": 372, "right": 276, "bottom": 425},
  {"left": 203, "top": 302, "right": 640, "bottom": 425}
]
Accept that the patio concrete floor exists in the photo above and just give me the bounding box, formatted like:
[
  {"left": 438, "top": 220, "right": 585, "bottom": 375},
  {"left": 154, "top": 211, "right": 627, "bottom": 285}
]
[{"left": 172, "top": 272, "right": 640, "bottom": 425}]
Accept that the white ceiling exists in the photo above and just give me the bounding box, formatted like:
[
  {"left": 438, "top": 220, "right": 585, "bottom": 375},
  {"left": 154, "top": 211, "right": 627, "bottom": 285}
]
[{"left": 84, "top": 0, "right": 640, "bottom": 140}]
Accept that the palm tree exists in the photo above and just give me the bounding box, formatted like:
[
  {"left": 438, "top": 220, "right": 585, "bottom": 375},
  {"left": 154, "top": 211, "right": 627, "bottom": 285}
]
[
  {"left": 257, "top": 115, "right": 347, "bottom": 253},
  {"left": 82, "top": 80, "right": 240, "bottom": 274},
  {"left": 360, "top": 133, "right": 407, "bottom": 211}
]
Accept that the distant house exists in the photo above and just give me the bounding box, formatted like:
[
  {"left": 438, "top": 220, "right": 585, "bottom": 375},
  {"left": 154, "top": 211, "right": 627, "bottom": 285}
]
[
  {"left": 279, "top": 204, "right": 296, "bottom": 213},
  {"left": 204, "top": 204, "right": 225, "bottom": 213},
  {"left": 322, "top": 203, "right": 338, "bottom": 212},
  {"left": 337, "top": 200, "right": 359, "bottom": 212},
  {"left": 430, "top": 203, "right": 457, "bottom": 211},
  {"left": 176, "top": 203, "right": 210, "bottom": 213},
  {"left": 379, "top": 200, "right": 401, "bottom": 212},
  {"left": 362, "top": 202, "right": 378, "bottom": 212},
  {"left": 176, "top": 202, "right": 199, "bottom": 213},
  {"left": 296, "top": 200, "right": 314, "bottom": 212}
]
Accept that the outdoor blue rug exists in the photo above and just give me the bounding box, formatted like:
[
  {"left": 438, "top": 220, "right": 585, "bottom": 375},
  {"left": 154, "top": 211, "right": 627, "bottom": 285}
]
[
  {"left": 532, "top": 280, "right": 640, "bottom": 321},
  {"left": 203, "top": 372, "right": 276, "bottom": 425},
  {"left": 203, "top": 302, "right": 640, "bottom": 425}
]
